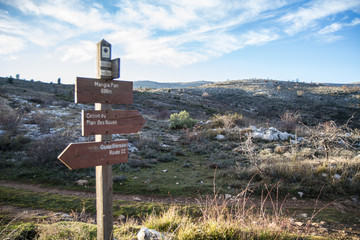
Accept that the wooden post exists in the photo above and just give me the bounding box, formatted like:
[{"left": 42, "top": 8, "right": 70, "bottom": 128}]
[
  {"left": 96, "top": 40, "right": 113, "bottom": 240},
  {"left": 58, "top": 39, "right": 144, "bottom": 239}
]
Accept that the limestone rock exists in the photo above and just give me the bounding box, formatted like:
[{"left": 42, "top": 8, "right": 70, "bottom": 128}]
[{"left": 137, "top": 227, "right": 166, "bottom": 240}]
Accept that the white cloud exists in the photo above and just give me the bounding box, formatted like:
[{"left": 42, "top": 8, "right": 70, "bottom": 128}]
[
  {"left": 319, "top": 22, "right": 343, "bottom": 35},
  {"left": 56, "top": 41, "right": 96, "bottom": 63},
  {"left": 280, "top": 0, "right": 360, "bottom": 35},
  {"left": 0, "top": 34, "right": 25, "bottom": 55},
  {"left": 317, "top": 17, "right": 360, "bottom": 42},
  {"left": 1, "top": 0, "right": 359, "bottom": 67}
]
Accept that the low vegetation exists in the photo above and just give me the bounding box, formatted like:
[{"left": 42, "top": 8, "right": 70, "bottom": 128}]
[{"left": 0, "top": 77, "right": 359, "bottom": 238}]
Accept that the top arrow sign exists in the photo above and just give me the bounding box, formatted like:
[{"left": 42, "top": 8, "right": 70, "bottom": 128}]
[{"left": 75, "top": 77, "right": 133, "bottom": 104}]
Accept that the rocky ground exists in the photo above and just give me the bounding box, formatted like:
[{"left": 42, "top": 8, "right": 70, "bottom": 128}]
[{"left": 1, "top": 77, "right": 360, "bottom": 239}]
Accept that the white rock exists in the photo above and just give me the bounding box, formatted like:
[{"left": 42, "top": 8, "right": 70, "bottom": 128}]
[
  {"left": 61, "top": 214, "right": 72, "bottom": 218},
  {"left": 75, "top": 179, "right": 88, "bottom": 186},
  {"left": 137, "top": 227, "right": 166, "bottom": 240},
  {"left": 333, "top": 174, "right": 341, "bottom": 180},
  {"left": 216, "top": 134, "right": 225, "bottom": 140},
  {"left": 162, "top": 169, "right": 168, "bottom": 173},
  {"left": 225, "top": 194, "right": 232, "bottom": 200},
  {"left": 128, "top": 143, "right": 138, "bottom": 152},
  {"left": 322, "top": 173, "right": 328, "bottom": 177},
  {"left": 252, "top": 132, "right": 264, "bottom": 139},
  {"left": 279, "top": 132, "right": 289, "bottom": 141},
  {"left": 298, "top": 192, "right": 304, "bottom": 198},
  {"left": 292, "top": 197, "right": 297, "bottom": 201}
]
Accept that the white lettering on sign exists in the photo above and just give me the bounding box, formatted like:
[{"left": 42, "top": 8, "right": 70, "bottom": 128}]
[
  {"left": 105, "top": 120, "right": 117, "bottom": 125},
  {"left": 100, "top": 143, "right": 128, "bottom": 150},
  {"left": 93, "top": 81, "right": 120, "bottom": 95},
  {"left": 109, "top": 149, "right": 126, "bottom": 155},
  {"left": 86, "top": 120, "right": 96, "bottom": 125},
  {"left": 101, "top": 88, "right": 112, "bottom": 94}
]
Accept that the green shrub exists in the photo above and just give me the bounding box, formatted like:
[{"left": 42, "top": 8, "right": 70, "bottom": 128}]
[{"left": 169, "top": 111, "right": 196, "bottom": 129}]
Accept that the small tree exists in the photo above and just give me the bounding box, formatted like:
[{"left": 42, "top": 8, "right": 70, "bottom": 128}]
[
  {"left": 57, "top": 77, "right": 61, "bottom": 84},
  {"left": 16, "top": 74, "right": 20, "bottom": 79},
  {"left": 169, "top": 110, "right": 196, "bottom": 129},
  {"left": 7, "top": 76, "right": 13, "bottom": 84}
]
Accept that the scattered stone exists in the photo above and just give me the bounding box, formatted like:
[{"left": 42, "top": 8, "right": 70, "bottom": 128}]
[
  {"left": 133, "top": 197, "right": 141, "bottom": 201},
  {"left": 333, "top": 174, "right": 341, "bottom": 180},
  {"left": 75, "top": 179, "right": 88, "bottom": 186},
  {"left": 321, "top": 173, "right": 328, "bottom": 177},
  {"left": 182, "top": 162, "right": 191, "bottom": 168},
  {"left": 292, "top": 197, "right": 297, "bottom": 201},
  {"left": 225, "top": 194, "right": 232, "bottom": 200},
  {"left": 61, "top": 213, "right": 72, "bottom": 219},
  {"left": 298, "top": 192, "right": 304, "bottom": 198},
  {"left": 160, "top": 143, "right": 171, "bottom": 148},
  {"left": 351, "top": 196, "right": 358, "bottom": 204},
  {"left": 162, "top": 169, "right": 168, "bottom": 173},
  {"left": 137, "top": 227, "right": 166, "bottom": 240},
  {"left": 128, "top": 143, "right": 138, "bottom": 152},
  {"left": 295, "top": 221, "right": 303, "bottom": 226},
  {"left": 216, "top": 134, "right": 225, "bottom": 140},
  {"left": 299, "top": 213, "right": 308, "bottom": 218},
  {"left": 118, "top": 215, "right": 126, "bottom": 222}
]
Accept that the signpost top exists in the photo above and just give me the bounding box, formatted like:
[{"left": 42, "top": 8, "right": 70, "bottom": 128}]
[{"left": 98, "top": 39, "right": 111, "bottom": 60}]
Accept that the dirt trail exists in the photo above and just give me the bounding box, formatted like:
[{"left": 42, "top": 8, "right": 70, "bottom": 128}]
[
  {"left": 1, "top": 180, "right": 360, "bottom": 239},
  {"left": 0, "top": 180, "right": 196, "bottom": 204},
  {"left": 0, "top": 180, "right": 355, "bottom": 210}
]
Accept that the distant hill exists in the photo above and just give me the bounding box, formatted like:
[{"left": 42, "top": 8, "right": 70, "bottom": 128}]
[{"left": 133, "top": 80, "right": 213, "bottom": 89}]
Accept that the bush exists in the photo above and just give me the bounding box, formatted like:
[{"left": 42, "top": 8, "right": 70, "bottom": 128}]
[
  {"left": 0, "top": 134, "right": 31, "bottom": 151},
  {"left": 278, "top": 110, "right": 301, "bottom": 133},
  {"left": 0, "top": 109, "right": 23, "bottom": 134},
  {"left": 169, "top": 111, "right": 196, "bottom": 129},
  {"left": 28, "top": 134, "right": 69, "bottom": 165},
  {"left": 211, "top": 112, "right": 244, "bottom": 128}
]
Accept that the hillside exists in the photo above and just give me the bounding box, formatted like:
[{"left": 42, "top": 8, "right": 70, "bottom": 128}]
[
  {"left": 133, "top": 80, "right": 213, "bottom": 89},
  {"left": 1, "top": 77, "right": 360, "bottom": 239}
]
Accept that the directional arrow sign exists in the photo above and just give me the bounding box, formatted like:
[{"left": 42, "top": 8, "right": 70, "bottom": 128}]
[
  {"left": 58, "top": 140, "right": 128, "bottom": 170},
  {"left": 75, "top": 77, "right": 133, "bottom": 104},
  {"left": 82, "top": 110, "right": 145, "bottom": 136}
]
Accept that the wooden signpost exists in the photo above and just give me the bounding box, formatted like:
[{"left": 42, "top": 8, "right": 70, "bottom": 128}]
[{"left": 58, "top": 39, "right": 145, "bottom": 240}]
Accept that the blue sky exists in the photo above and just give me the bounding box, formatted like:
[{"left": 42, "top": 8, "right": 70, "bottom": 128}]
[{"left": 0, "top": 0, "right": 359, "bottom": 84}]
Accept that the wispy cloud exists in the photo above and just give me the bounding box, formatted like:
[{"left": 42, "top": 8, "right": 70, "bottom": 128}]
[
  {"left": 280, "top": 0, "right": 360, "bottom": 35},
  {"left": 0, "top": 0, "right": 359, "bottom": 67}
]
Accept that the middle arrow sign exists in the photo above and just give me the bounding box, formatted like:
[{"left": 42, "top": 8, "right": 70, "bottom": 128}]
[{"left": 82, "top": 110, "right": 146, "bottom": 136}]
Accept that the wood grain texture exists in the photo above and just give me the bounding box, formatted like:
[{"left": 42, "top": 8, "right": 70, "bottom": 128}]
[
  {"left": 75, "top": 77, "right": 133, "bottom": 104},
  {"left": 82, "top": 110, "right": 145, "bottom": 136},
  {"left": 57, "top": 140, "right": 128, "bottom": 170}
]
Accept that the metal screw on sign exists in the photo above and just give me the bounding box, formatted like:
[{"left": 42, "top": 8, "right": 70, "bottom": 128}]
[{"left": 58, "top": 39, "right": 145, "bottom": 240}]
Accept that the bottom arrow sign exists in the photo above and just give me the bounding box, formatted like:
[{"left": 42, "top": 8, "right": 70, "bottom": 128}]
[{"left": 58, "top": 140, "right": 128, "bottom": 170}]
